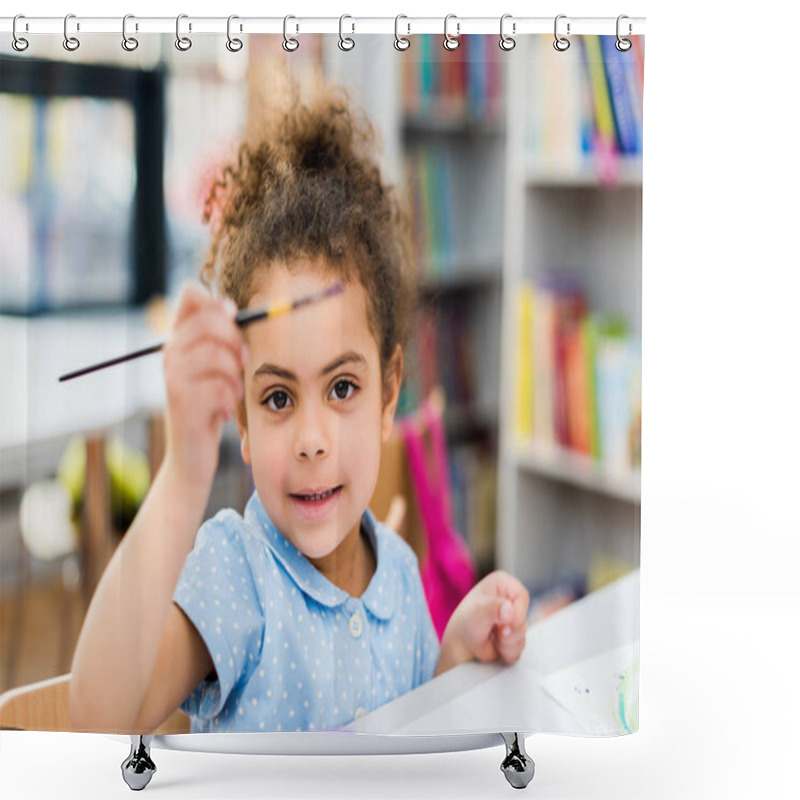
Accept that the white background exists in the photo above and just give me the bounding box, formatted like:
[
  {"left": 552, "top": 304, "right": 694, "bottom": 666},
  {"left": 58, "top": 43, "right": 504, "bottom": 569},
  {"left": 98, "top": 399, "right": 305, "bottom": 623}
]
[{"left": 2, "top": 1, "right": 799, "bottom": 798}]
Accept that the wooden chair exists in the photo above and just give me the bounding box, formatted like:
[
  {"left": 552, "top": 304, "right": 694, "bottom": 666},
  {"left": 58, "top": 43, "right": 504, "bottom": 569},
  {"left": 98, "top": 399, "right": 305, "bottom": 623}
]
[{"left": 0, "top": 673, "right": 190, "bottom": 734}]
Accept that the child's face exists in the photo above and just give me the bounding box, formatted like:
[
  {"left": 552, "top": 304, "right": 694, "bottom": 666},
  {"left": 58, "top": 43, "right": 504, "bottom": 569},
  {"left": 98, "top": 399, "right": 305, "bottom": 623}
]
[{"left": 236, "top": 260, "right": 401, "bottom": 563}]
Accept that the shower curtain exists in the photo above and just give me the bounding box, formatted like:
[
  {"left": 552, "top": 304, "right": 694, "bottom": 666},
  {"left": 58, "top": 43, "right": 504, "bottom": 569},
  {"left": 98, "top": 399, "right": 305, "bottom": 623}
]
[{"left": 0, "top": 16, "right": 643, "bottom": 777}]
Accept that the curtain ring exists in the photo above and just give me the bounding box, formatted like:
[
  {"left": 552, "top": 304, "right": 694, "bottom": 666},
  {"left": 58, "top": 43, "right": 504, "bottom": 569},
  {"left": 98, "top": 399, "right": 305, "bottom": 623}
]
[
  {"left": 283, "top": 15, "right": 299, "bottom": 51},
  {"left": 122, "top": 14, "right": 139, "bottom": 52},
  {"left": 12, "top": 15, "right": 29, "bottom": 52},
  {"left": 499, "top": 14, "right": 516, "bottom": 51},
  {"left": 226, "top": 15, "right": 243, "bottom": 52},
  {"left": 175, "top": 14, "right": 192, "bottom": 51},
  {"left": 338, "top": 14, "right": 355, "bottom": 51},
  {"left": 394, "top": 14, "right": 410, "bottom": 51},
  {"left": 443, "top": 14, "right": 460, "bottom": 51},
  {"left": 63, "top": 13, "right": 80, "bottom": 52},
  {"left": 616, "top": 14, "right": 632, "bottom": 51},
  {"left": 553, "top": 14, "right": 570, "bottom": 51}
]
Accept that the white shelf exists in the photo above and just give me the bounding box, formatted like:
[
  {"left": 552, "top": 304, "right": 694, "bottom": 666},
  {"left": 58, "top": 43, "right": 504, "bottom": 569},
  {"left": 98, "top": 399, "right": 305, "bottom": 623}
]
[
  {"left": 496, "top": 40, "right": 643, "bottom": 588},
  {"left": 525, "top": 156, "right": 643, "bottom": 188},
  {"left": 511, "top": 439, "right": 641, "bottom": 504}
]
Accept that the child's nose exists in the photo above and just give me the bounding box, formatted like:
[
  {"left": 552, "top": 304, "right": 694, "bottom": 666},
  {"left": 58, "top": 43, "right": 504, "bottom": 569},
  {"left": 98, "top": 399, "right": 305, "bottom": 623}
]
[{"left": 294, "top": 406, "right": 330, "bottom": 461}]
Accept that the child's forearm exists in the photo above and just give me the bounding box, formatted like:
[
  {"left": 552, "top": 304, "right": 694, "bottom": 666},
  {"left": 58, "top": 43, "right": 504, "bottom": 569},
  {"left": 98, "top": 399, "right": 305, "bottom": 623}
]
[{"left": 69, "top": 457, "right": 210, "bottom": 731}]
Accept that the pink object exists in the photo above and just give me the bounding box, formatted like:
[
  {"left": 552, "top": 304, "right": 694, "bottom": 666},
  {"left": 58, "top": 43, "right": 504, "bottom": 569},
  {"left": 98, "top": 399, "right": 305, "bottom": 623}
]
[
  {"left": 594, "top": 131, "right": 620, "bottom": 188},
  {"left": 399, "top": 396, "right": 477, "bottom": 640}
]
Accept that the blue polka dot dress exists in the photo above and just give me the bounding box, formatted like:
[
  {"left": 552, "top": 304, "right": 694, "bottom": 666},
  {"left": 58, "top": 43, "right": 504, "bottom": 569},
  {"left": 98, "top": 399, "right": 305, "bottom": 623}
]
[{"left": 173, "top": 492, "right": 440, "bottom": 732}]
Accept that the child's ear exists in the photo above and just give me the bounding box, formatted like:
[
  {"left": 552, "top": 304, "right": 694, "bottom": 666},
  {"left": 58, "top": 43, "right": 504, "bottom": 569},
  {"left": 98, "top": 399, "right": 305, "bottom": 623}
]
[
  {"left": 235, "top": 400, "right": 252, "bottom": 465},
  {"left": 381, "top": 345, "right": 404, "bottom": 443}
]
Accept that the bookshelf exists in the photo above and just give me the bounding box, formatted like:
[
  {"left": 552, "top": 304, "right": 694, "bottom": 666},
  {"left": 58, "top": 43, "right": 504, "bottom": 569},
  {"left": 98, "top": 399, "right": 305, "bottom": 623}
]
[
  {"left": 496, "top": 35, "right": 643, "bottom": 595},
  {"left": 318, "top": 35, "right": 505, "bottom": 572},
  {"left": 397, "top": 36, "right": 505, "bottom": 574}
]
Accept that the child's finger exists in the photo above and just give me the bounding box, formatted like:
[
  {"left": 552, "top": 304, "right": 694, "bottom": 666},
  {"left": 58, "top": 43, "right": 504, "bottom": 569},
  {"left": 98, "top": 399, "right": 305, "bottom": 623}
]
[
  {"left": 166, "top": 344, "right": 244, "bottom": 425},
  {"left": 171, "top": 303, "right": 244, "bottom": 362},
  {"left": 492, "top": 572, "right": 530, "bottom": 628},
  {"left": 510, "top": 588, "right": 529, "bottom": 629},
  {"left": 168, "top": 332, "right": 244, "bottom": 382},
  {"left": 209, "top": 376, "right": 242, "bottom": 421},
  {"left": 496, "top": 625, "right": 527, "bottom": 663},
  {"left": 172, "top": 281, "right": 215, "bottom": 325},
  {"left": 176, "top": 343, "right": 244, "bottom": 398},
  {"left": 493, "top": 583, "right": 528, "bottom": 627},
  {"left": 192, "top": 372, "right": 241, "bottom": 421}
]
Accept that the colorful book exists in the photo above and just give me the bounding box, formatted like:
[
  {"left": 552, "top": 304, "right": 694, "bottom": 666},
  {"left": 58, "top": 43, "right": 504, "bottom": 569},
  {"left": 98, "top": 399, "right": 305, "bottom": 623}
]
[
  {"left": 564, "top": 314, "right": 591, "bottom": 454},
  {"left": 532, "top": 284, "right": 556, "bottom": 445},
  {"left": 594, "top": 316, "right": 631, "bottom": 472},
  {"left": 600, "top": 35, "right": 639, "bottom": 155},
  {"left": 583, "top": 315, "right": 600, "bottom": 459},
  {"left": 441, "top": 149, "right": 455, "bottom": 271},
  {"left": 549, "top": 278, "right": 587, "bottom": 448},
  {"left": 515, "top": 284, "right": 534, "bottom": 437},
  {"left": 582, "top": 36, "right": 618, "bottom": 148}
]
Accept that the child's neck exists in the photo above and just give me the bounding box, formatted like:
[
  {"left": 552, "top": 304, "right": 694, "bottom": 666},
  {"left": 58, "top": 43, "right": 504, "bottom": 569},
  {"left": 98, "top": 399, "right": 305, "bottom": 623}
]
[{"left": 308, "top": 522, "right": 376, "bottom": 598}]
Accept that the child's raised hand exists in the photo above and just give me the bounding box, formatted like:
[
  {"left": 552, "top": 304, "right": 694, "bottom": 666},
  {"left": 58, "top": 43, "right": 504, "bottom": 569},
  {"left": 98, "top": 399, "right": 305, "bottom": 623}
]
[
  {"left": 436, "top": 571, "right": 530, "bottom": 675},
  {"left": 162, "top": 282, "right": 247, "bottom": 487}
]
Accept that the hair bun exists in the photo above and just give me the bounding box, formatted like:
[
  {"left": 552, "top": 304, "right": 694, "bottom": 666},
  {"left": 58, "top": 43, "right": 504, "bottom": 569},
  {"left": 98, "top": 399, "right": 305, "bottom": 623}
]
[{"left": 201, "top": 72, "right": 417, "bottom": 372}]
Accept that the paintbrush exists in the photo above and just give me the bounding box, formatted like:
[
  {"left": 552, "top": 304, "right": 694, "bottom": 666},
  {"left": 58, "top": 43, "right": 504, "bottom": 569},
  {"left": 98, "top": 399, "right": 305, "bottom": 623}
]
[{"left": 58, "top": 282, "right": 344, "bottom": 382}]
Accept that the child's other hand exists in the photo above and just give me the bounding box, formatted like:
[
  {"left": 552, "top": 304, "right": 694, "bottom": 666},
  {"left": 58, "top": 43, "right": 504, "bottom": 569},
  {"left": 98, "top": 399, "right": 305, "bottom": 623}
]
[
  {"left": 437, "top": 571, "right": 530, "bottom": 674},
  {"left": 163, "top": 282, "right": 247, "bottom": 486}
]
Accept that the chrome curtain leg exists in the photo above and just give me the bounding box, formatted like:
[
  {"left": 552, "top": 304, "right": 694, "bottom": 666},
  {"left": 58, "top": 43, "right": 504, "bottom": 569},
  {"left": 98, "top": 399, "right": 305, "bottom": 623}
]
[
  {"left": 121, "top": 735, "right": 156, "bottom": 790},
  {"left": 500, "top": 732, "right": 535, "bottom": 789}
]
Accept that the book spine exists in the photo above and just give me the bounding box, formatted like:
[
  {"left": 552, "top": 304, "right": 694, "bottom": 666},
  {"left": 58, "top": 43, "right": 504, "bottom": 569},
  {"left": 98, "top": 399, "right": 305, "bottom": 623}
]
[
  {"left": 420, "top": 35, "right": 433, "bottom": 117},
  {"left": 552, "top": 287, "right": 586, "bottom": 449},
  {"left": 532, "top": 285, "right": 555, "bottom": 445},
  {"left": 515, "top": 282, "right": 534, "bottom": 438},
  {"left": 583, "top": 35, "right": 618, "bottom": 146},
  {"left": 600, "top": 35, "right": 637, "bottom": 155},
  {"left": 564, "top": 308, "right": 591, "bottom": 454},
  {"left": 624, "top": 40, "right": 644, "bottom": 155},
  {"left": 456, "top": 33, "right": 468, "bottom": 120},
  {"left": 577, "top": 38, "right": 595, "bottom": 156},
  {"left": 584, "top": 315, "right": 601, "bottom": 459},
  {"left": 595, "top": 328, "right": 632, "bottom": 472},
  {"left": 426, "top": 147, "right": 442, "bottom": 272},
  {"left": 582, "top": 35, "right": 620, "bottom": 184},
  {"left": 417, "top": 149, "right": 434, "bottom": 275},
  {"left": 439, "top": 148, "right": 453, "bottom": 271}
]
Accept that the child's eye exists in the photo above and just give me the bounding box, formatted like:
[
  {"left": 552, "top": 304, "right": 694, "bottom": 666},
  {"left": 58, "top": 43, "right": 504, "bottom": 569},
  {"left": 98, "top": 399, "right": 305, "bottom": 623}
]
[
  {"left": 330, "top": 379, "right": 357, "bottom": 401},
  {"left": 263, "top": 390, "right": 292, "bottom": 411}
]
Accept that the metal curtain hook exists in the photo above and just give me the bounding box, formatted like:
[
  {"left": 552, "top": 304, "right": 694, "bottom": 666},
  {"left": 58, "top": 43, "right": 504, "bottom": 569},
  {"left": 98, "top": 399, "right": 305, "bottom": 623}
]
[
  {"left": 283, "top": 15, "right": 299, "bottom": 51},
  {"left": 443, "top": 13, "right": 460, "bottom": 51},
  {"left": 338, "top": 14, "right": 355, "bottom": 51},
  {"left": 175, "top": 14, "right": 192, "bottom": 51},
  {"left": 394, "top": 14, "right": 410, "bottom": 51},
  {"left": 63, "top": 13, "right": 80, "bottom": 51},
  {"left": 226, "top": 15, "right": 243, "bottom": 52},
  {"left": 553, "top": 14, "right": 570, "bottom": 51},
  {"left": 499, "top": 14, "right": 516, "bottom": 51},
  {"left": 12, "top": 14, "right": 29, "bottom": 51},
  {"left": 122, "top": 14, "right": 139, "bottom": 52},
  {"left": 616, "top": 14, "right": 632, "bottom": 51}
]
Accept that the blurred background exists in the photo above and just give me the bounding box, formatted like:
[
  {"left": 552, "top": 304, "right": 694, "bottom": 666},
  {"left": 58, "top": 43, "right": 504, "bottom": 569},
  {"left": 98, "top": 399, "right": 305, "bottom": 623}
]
[{"left": 0, "top": 31, "right": 642, "bottom": 693}]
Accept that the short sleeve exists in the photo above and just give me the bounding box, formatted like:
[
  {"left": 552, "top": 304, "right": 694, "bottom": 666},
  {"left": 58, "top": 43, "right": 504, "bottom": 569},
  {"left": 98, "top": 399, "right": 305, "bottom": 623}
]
[
  {"left": 173, "top": 514, "right": 265, "bottom": 720},
  {"left": 412, "top": 563, "right": 440, "bottom": 688}
]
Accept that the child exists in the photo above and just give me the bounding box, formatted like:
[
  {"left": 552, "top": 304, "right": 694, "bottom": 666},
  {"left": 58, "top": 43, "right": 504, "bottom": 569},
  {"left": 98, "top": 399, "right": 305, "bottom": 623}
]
[{"left": 70, "top": 80, "right": 529, "bottom": 735}]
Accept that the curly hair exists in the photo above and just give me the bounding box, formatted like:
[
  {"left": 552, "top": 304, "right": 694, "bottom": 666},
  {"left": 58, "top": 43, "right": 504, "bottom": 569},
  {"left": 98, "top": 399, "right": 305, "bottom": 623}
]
[{"left": 200, "top": 78, "right": 417, "bottom": 382}]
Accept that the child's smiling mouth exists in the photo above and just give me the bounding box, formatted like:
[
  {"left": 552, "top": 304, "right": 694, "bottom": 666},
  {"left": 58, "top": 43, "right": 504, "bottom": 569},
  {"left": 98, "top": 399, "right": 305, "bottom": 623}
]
[{"left": 289, "top": 485, "right": 343, "bottom": 520}]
